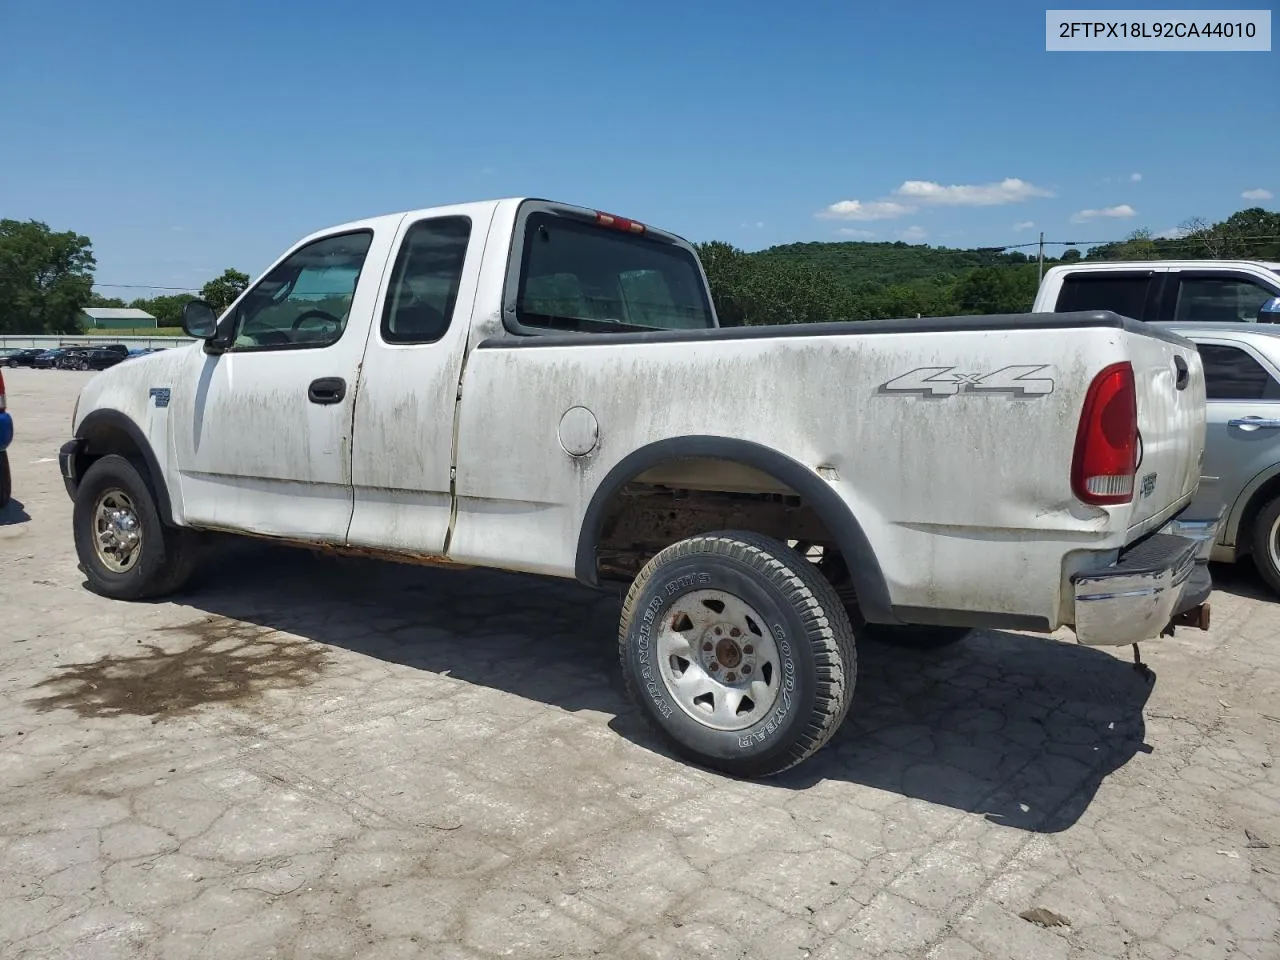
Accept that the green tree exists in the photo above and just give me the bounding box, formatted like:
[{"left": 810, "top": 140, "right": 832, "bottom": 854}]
[
  {"left": 88, "top": 293, "right": 126, "bottom": 308},
  {"left": 0, "top": 219, "right": 96, "bottom": 334},
  {"left": 130, "top": 293, "right": 196, "bottom": 327},
  {"left": 200, "top": 268, "right": 250, "bottom": 313}
]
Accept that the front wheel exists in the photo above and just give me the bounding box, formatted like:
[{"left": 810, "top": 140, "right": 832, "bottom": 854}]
[
  {"left": 618, "top": 531, "right": 857, "bottom": 778},
  {"left": 72, "top": 454, "right": 200, "bottom": 600},
  {"left": 1251, "top": 496, "right": 1280, "bottom": 597}
]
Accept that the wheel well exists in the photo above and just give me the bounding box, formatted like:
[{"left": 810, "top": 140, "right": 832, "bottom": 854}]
[
  {"left": 1236, "top": 473, "right": 1280, "bottom": 557},
  {"left": 74, "top": 412, "right": 173, "bottom": 524},
  {"left": 593, "top": 463, "right": 839, "bottom": 580},
  {"left": 576, "top": 440, "right": 895, "bottom": 624}
]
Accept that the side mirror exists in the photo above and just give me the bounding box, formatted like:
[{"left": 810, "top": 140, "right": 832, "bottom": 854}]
[
  {"left": 181, "top": 299, "right": 218, "bottom": 339},
  {"left": 1258, "top": 297, "right": 1280, "bottom": 324}
]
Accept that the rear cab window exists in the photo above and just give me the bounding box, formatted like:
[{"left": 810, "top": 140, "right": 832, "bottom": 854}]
[
  {"left": 1053, "top": 271, "right": 1153, "bottom": 321},
  {"left": 505, "top": 204, "right": 716, "bottom": 335}
]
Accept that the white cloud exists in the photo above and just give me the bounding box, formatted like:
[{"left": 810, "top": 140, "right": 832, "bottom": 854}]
[
  {"left": 1130, "top": 172, "right": 1143, "bottom": 182},
  {"left": 899, "top": 225, "right": 928, "bottom": 243},
  {"left": 1243, "top": 188, "right": 1274, "bottom": 201},
  {"left": 1155, "top": 227, "right": 1189, "bottom": 239},
  {"left": 891, "top": 177, "right": 1054, "bottom": 207},
  {"left": 817, "top": 199, "right": 916, "bottom": 221},
  {"left": 837, "top": 227, "right": 874, "bottom": 238},
  {"left": 1012, "top": 220, "right": 1035, "bottom": 232},
  {"left": 1071, "top": 204, "right": 1137, "bottom": 223}
]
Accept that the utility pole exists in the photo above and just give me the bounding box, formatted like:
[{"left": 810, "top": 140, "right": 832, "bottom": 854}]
[{"left": 1037, "top": 231, "right": 1045, "bottom": 283}]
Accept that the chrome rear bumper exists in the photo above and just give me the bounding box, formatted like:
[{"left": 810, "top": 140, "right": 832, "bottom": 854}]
[{"left": 1072, "top": 508, "right": 1222, "bottom": 646}]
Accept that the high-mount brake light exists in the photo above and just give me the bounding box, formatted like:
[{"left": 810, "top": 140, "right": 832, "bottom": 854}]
[
  {"left": 1071, "top": 361, "right": 1138, "bottom": 506},
  {"left": 594, "top": 211, "right": 646, "bottom": 235}
]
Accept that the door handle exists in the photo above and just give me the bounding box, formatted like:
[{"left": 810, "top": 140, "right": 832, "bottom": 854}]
[
  {"left": 1173, "top": 355, "right": 1189, "bottom": 390},
  {"left": 1227, "top": 417, "right": 1280, "bottom": 430},
  {"left": 308, "top": 377, "right": 346, "bottom": 405}
]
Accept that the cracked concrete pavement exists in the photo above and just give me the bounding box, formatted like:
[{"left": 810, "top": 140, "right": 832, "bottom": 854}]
[{"left": 1, "top": 367, "right": 1278, "bottom": 959}]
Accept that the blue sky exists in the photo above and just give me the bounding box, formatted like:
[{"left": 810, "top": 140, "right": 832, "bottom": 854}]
[{"left": 0, "top": 0, "right": 1275, "bottom": 298}]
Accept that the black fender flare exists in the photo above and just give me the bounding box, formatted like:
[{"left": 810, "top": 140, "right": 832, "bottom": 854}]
[
  {"left": 73, "top": 409, "right": 175, "bottom": 526},
  {"left": 574, "top": 435, "right": 897, "bottom": 624}
]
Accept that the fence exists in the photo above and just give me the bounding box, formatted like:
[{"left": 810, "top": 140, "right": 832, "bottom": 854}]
[{"left": 0, "top": 334, "right": 197, "bottom": 350}]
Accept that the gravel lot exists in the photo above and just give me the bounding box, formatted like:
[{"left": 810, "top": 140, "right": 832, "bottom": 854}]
[{"left": 2, "top": 366, "right": 1278, "bottom": 959}]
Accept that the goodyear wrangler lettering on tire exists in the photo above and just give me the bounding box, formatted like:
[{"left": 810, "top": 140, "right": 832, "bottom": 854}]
[
  {"left": 617, "top": 531, "right": 858, "bottom": 778},
  {"left": 637, "top": 594, "right": 675, "bottom": 719},
  {"left": 666, "top": 572, "right": 711, "bottom": 595}
]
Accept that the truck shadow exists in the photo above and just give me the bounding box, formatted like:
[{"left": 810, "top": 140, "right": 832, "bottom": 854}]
[
  {"left": 159, "top": 542, "right": 1152, "bottom": 834},
  {"left": 1206, "top": 559, "right": 1276, "bottom": 603}
]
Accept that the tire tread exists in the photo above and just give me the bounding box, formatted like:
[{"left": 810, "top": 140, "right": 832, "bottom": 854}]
[{"left": 618, "top": 530, "right": 856, "bottom": 777}]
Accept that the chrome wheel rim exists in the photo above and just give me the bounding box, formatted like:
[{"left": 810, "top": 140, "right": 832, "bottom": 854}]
[
  {"left": 1270, "top": 514, "right": 1280, "bottom": 576},
  {"left": 656, "top": 589, "right": 782, "bottom": 732},
  {"left": 93, "top": 489, "right": 142, "bottom": 573}
]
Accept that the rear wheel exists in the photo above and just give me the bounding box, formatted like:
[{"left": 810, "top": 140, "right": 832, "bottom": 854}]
[
  {"left": 73, "top": 454, "right": 199, "bottom": 599},
  {"left": 0, "top": 452, "right": 10, "bottom": 509},
  {"left": 1251, "top": 496, "right": 1280, "bottom": 597},
  {"left": 618, "top": 531, "right": 857, "bottom": 778}
]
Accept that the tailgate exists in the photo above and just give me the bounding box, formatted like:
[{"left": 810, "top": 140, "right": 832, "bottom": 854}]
[{"left": 1122, "top": 328, "right": 1206, "bottom": 534}]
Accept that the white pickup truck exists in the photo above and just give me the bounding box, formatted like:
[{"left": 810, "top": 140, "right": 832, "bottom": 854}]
[{"left": 61, "top": 198, "right": 1219, "bottom": 777}]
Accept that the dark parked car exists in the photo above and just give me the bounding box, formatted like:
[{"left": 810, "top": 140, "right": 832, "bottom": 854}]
[
  {"left": 5, "top": 349, "right": 45, "bottom": 368},
  {"left": 77, "top": 348, "right": 126, "bottom": 371},
  {"left": 57, "top": 347, "right": 93, "bottom": 370},
  {"left": 31, "top": 349, "right": 67, "bottom": 369}
]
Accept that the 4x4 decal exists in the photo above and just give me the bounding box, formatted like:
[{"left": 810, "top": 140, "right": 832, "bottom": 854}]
[{"left": 877, "top": 365, "right": 1055, "bottom": 399}]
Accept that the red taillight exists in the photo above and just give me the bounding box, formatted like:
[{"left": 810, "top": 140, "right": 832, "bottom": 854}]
[
  {"left": 594, "top": 211, "right": 646, "bottom": 234},
  {"left": 0, "top": 369, "right": 6, "bottom": 412},
  {"left": 1072, "top": 361, "right": 1138, "bottom": 506}
]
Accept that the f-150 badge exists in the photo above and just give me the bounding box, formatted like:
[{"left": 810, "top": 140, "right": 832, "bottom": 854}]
[{"left": 878, "top": 365, "right": 1055, "bottom": 399}]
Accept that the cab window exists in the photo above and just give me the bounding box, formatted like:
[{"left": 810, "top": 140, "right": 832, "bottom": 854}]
[
  {"left": 1054, "top": 273, "right": 1151, "bottom": 320},
  {"left": 232, "top": 231, "right": 373, "bottom": 350},
  {"left": 515, "top": 212, "right": 714, "bottom": 333},
  {"left": 1173, "top": 277, "right": 1276, "bottom": 324},
  {"left": 1197, "top": 343, "right": 1280, "bottom": 401}
]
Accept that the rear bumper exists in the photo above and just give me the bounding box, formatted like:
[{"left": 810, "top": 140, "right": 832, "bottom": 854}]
[
  {"left": 0, "top": 412, "right": 12, "bottom": 451},
  {"left": 1072, "top": 507, "right": 1222, "bottom": 646}
]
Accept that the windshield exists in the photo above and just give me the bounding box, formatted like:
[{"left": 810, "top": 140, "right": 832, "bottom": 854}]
[{"left": 515, "top": 211, "right": 714, "bottom": 333}]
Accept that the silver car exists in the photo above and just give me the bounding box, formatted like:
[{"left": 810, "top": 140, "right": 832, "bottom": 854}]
[{"left": 1160, "top": 317, "right": 1280, "bottom": 595}]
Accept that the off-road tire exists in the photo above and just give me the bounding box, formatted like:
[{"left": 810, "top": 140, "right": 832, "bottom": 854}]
[
  {"left": 0, "top": 451, "right": 10, "bottom": 509},
  {"left": 618, "top": 530, "right": 857, "bottom": 778},
  {"left": 860, "top": 623, "right": 972, "bottom": 649},
  {"left": 73, "top": 454, "right": 199, "bottom": 600},
  {"left": 1251, "top": 496, "right": 1280, "bottom": 597}
]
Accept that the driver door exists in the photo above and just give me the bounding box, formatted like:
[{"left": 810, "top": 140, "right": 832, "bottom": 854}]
[{"left": 173, "top": 223, "right": 400, "bottom": 541}]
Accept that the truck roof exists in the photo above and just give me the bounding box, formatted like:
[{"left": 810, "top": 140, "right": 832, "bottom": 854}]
[
  {"left": 291, "top": 197, "right": 691, "bottom": 254},
  {"left": 1046, "top": 259, "right": 1280, "bottom": 273}
]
